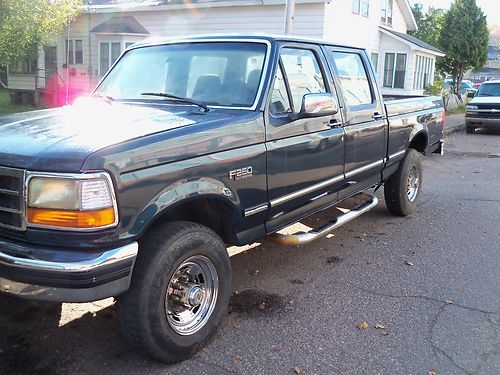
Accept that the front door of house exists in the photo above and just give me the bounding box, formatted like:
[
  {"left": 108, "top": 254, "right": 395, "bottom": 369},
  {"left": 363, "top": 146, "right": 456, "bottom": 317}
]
[{"left": 44, "top": 46, "right": 57, "bottom": 85}]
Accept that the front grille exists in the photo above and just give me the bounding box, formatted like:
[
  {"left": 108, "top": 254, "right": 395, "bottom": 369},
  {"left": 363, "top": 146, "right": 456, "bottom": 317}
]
[
  {"left": 476, "top": 104, "right": 500, "bottom": 110},
  {"left": 0, "top": 167, "right": 26, "bottom": 231}
]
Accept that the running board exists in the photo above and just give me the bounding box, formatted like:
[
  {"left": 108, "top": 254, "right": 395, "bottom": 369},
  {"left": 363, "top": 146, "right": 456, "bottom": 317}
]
[{"left": 268, "top": 193, "right": 378, "bottom": 246}]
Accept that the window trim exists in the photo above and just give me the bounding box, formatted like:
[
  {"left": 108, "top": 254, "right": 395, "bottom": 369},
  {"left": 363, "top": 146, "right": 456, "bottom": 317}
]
[
  {"left": 8, "top": 59, "right": 36, "bottom": 75},
  {"left": 65, "top": 39, "right": 84, "bottom": 65},
  {"left": 381, "top": 0, "right": 393, "bottom": 26},
  {"left": 383, "top": 51, "right": 407, "bottom": 89},
  {"left": 361, "top": 0, "right": 370, "bottom": 17},
  {"left": 352, "top": 0, "right": 361, "bottom": 14}
]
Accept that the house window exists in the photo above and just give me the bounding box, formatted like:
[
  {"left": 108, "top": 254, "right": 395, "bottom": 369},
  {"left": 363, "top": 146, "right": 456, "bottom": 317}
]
[
  {"left": 381, "top": 0, "right": 393, "bottom": 26},
  {"left": 332, "top": 51, "right": 373, "bottom": 106},
  {"left": 370, "top": 53, "right": 378, "bottom": 72},
  {"left": 413, "top": 55, "right": 434, "bottom": 90},
  {"left": 383, "top": 53, "right": 406, "bottom": 89},
  {"left": 361, "top": 0, "right": 370, "bottom": 17},
  {"left": 100, "top": 42, "right": 122, "bottom": 75},
  {"left": 65, "top": 39, "right": 83, "bottom": 65},
  {"left": 352, "top": 0, "right": 361, "bottom": 14},
  {"left": 8, "top": 60, "right": 36, "bottom": 75}
]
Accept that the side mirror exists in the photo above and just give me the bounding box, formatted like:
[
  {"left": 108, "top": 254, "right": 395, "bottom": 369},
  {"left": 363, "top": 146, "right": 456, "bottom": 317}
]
[
  {"left": 467, "top": 91, "right": 476, "bottom": 99},
  {"left": 298, "top": 93, "right": 339, "bottom": 118}
]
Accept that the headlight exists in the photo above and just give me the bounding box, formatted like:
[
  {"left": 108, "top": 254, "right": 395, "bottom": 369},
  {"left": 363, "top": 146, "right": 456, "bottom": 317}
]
[{"left": 26, "top": 172, "right": 117, "bottom": 230}]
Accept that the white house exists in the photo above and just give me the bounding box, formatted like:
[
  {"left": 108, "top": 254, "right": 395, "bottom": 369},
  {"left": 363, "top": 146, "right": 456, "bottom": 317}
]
[{"left": 7, "top": 0, "right": 444, "bottom": 105}]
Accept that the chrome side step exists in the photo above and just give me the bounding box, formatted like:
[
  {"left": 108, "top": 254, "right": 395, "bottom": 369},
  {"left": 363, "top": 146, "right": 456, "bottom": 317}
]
[{"left": 268, "top": 193, "right": 379, "bottom": 246}]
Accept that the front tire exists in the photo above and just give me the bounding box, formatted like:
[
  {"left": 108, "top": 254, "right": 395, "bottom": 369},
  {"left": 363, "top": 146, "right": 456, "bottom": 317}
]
[
  {"left": 117, "top": 221, "right": 231, "bottom": 363},
  {"left": 384, "top": 149, "right": 423, "bottom": 216}
]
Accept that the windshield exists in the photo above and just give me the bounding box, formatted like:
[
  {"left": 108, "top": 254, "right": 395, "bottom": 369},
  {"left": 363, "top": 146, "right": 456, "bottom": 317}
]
[
  {"left": 95, "top": 42, "right": 267, "bottom": 108},
  {"left": 477, "top": 83, "right": 500, "bottom": 97}
]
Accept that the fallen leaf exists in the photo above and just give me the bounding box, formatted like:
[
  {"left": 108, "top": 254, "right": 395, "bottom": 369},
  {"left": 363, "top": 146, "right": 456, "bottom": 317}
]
[
  {"left": 445, "top": 300, "right": 454, "bottom": 305},
  {"left": 234, "top": 355, "right": 242, "bottom": 364},
  {"left": 374, "top": 324, "right": 387, "bottom": 330},
  {"left": 356, "top": 322, "right": 369, "bottom": 330},
  {"left": 258, "top": 302, "right": 266, "bottom": 310},
  {"left": 233, "top": 323, "right": 242, "bottom": 330},
  {"left": 292, "top": 367, "right": 306, "bottom": 375},
  {"left": 428, "top": 369, "right": 437, "bottom": 375},
  {"left": 381, "top": 329, "right": 390, "bottom": 336},
  {"left": 11, "top": 344, "right": 19, "bottom": 349},
  {"left": 404, "top": 261, "right": 414, "bottom": 266},
  {"left": 0, "top": 348, "right": 3, "bottom": 354},
  {"left": 288, "top": 299, "right": 295, "bottom": 305}
]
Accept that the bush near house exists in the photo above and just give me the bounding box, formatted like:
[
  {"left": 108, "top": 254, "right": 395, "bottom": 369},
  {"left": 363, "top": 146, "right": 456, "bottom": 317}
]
[{"left": 0, "top": 89, "right": 34, "bottom": 116}]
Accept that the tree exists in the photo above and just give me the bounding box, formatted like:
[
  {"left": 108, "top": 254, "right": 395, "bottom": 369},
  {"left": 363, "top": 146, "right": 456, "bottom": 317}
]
[
  {"left": 410, "top": 4, "right": 446, "bottom": 50},
  {"left": 0, "top": 0, "right": 82, "bottom": 65},
  {"left": 439, "top": 0, "right": 488, "bottom": 95}
]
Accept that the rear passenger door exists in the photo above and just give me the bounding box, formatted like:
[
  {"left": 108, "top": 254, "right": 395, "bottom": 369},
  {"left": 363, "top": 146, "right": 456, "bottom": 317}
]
[
  {"left": 265, "top": 43, "right": 345, "bottom": 233},
  {"left": 324, "top": 47, "right": 387, "bottom": 199}
]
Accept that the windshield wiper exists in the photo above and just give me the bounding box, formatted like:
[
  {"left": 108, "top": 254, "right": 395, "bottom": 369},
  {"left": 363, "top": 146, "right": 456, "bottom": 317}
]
[
  {"left": 91, "top": 93, "right": 114, "bottom": 102},
  {"left": 141, "top": 92, "right": 209, "bottom": 112}
]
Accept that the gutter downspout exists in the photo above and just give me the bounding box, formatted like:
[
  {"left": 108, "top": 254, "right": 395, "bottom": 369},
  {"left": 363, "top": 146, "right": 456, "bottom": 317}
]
[{"left": 284, "top": 0, "right": 295, "bottom": 35}]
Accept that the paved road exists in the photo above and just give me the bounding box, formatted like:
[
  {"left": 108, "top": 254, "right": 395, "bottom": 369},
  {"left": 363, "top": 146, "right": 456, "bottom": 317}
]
[{"left": 1, "top": 129, "right": 499, "bottom": 375}]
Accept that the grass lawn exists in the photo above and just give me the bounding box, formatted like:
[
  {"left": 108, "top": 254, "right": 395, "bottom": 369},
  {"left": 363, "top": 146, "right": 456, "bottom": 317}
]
[
  {"left": 0, "top": 89, "right": 36, "bottom": 116},
  {"left": 445, "top": 103, "right": 466, "bottom": 115}
]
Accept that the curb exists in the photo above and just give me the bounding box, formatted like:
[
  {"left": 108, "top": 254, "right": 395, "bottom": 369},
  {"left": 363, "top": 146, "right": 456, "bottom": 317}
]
[{"left": 444, "top": 123, "right": 465, "bottom": 137}]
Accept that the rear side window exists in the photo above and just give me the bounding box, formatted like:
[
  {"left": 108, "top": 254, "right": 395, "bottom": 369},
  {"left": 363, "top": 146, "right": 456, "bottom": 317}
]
[
  {"left": 331, "top": 52, "right": 373, "bottom": 106},
  {"left": 281, "top": 48, "right": 326, "bottom": 112}
]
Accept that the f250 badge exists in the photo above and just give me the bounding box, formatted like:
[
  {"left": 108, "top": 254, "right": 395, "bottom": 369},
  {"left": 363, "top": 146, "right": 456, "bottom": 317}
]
[{"left": 228, "top": 166, "right": 253, "bottom": 181}]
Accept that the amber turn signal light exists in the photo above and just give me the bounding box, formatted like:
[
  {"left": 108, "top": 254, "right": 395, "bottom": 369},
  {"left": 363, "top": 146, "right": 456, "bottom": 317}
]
[{"left": 27, "top": 207, "right": 115, "bottom": 229}]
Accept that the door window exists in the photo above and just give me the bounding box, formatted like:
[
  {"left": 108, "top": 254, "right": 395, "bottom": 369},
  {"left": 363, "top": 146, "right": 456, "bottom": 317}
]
[
  {"left": 331, "top": 52, "right": 373, "bottom": 106},
  {"left": 280, "top": 48, "right": 326, "bottom": 112}
]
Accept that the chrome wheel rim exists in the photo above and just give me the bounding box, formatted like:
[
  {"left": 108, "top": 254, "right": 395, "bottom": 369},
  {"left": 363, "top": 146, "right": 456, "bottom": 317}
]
[
  {"left": 407, "top": 165, "right": 420, "bottom": 202},
  {"left": 165, "top": 255, "right": 219, "bottom": 336}
]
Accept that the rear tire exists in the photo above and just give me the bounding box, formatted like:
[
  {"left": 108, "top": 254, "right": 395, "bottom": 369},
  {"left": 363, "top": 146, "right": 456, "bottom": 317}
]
[
  {"left": 384, "top": 149, "right": 423, "bottom": 216},
  {"left": 466, "top": 126, "right": 475, "bottom": 134},
  {"left": 117, "top": 221, "right": 231, "bottom": 363}
]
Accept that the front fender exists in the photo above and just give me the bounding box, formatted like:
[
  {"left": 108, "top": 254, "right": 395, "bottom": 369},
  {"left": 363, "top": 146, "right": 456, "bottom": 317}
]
[{"left": 129, "top": 177, "right": 239, "bottom": 236}]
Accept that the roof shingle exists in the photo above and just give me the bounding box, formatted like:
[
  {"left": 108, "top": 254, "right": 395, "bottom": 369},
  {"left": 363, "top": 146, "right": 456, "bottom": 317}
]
[
  {"left": 91, "top": 16, "right": 149, "bottom": 35},
  {"left": 381, "top": 28, "right": 444, "bottom": 55}
]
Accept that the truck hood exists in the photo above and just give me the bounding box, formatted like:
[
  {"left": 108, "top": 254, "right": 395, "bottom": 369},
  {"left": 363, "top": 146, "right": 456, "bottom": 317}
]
[
  {"left": 0, "top": 99, "right": 240, "bottom": 171},
  {"left": 469, "top": 96, "right": 500, "bottom": 105}
]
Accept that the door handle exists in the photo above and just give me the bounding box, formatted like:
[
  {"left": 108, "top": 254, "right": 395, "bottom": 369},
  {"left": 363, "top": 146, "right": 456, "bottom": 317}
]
[
  {"left": 328, "top": 118, "right": 343, "bottom": 128},
  {"left": 372, "top": 113, "right": 384, "bottom": 120}
]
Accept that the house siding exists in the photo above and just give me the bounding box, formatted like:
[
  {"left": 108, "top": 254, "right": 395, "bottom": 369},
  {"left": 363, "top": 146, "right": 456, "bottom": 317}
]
[{"left": 7, "top": 0, "right": 434, "bottom": 99}]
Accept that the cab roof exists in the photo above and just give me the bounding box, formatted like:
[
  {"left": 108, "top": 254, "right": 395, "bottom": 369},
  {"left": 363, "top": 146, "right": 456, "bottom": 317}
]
[{"left": 129, "top": 33, "right": 366, "bottom": 52}]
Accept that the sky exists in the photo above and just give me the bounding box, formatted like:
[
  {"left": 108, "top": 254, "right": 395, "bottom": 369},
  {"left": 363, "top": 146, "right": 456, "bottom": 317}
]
[{"left": 409, "top": 0, "right": 500, "bottom": 38}]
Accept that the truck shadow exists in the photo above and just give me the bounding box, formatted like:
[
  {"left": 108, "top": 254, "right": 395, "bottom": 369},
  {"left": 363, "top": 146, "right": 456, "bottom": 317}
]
[{"left": 0, "top": 202, "right": 396, "bottom": 374}]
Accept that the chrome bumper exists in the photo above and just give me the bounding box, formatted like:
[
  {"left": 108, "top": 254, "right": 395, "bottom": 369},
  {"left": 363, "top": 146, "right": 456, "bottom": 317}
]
[
  {"left": 0, "top": 241, "right": 138, "bottom": 302},
  {"left": 465, "top": 116, "right": 500, "bottom": 127}
]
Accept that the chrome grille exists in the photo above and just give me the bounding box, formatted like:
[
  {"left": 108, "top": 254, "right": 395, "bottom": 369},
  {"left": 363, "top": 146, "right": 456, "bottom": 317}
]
[{"left": 0, "top": 167, "right": 26, "bottom": 231}]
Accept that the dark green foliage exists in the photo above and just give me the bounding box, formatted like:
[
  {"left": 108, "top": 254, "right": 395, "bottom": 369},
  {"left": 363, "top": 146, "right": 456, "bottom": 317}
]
[{"left": 439, "top": 0, "right": 489, "bottom": 94}]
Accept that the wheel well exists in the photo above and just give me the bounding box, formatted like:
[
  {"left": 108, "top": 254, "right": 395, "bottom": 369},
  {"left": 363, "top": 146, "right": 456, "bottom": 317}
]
[
  {"left": 146, "top": 198, "right": 238, "bottom": 245},
  {"left": 409, "top": 133, "right": 427, "bottom": 154}
]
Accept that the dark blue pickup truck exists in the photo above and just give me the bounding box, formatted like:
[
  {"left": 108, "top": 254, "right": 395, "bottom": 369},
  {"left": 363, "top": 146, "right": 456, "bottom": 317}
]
[{"left": 0, "top": 35, "right": 443, "bottom": 362}]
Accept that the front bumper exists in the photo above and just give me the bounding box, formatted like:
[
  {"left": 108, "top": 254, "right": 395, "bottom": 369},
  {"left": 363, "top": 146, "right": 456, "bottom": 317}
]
[
  {"left": 0, "top": 239, "right": 138, "bottom": 302},
  {"left": 465, "top": 116, "right": 500, "bottom": 127}
]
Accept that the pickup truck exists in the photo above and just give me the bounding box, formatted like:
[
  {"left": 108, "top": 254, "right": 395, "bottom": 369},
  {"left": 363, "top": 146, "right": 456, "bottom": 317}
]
[
  {"left": 466, "top": 80, "right": 500, "bottom": 133},
  {"left": 0, "top": 35, "right": 444, "bottom": 362}
]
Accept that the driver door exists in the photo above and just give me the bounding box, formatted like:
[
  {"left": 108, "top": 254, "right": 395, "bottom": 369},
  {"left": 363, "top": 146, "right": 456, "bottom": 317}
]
[{"left": 265, "top": 43, "right": 345, "bottom": 233}]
